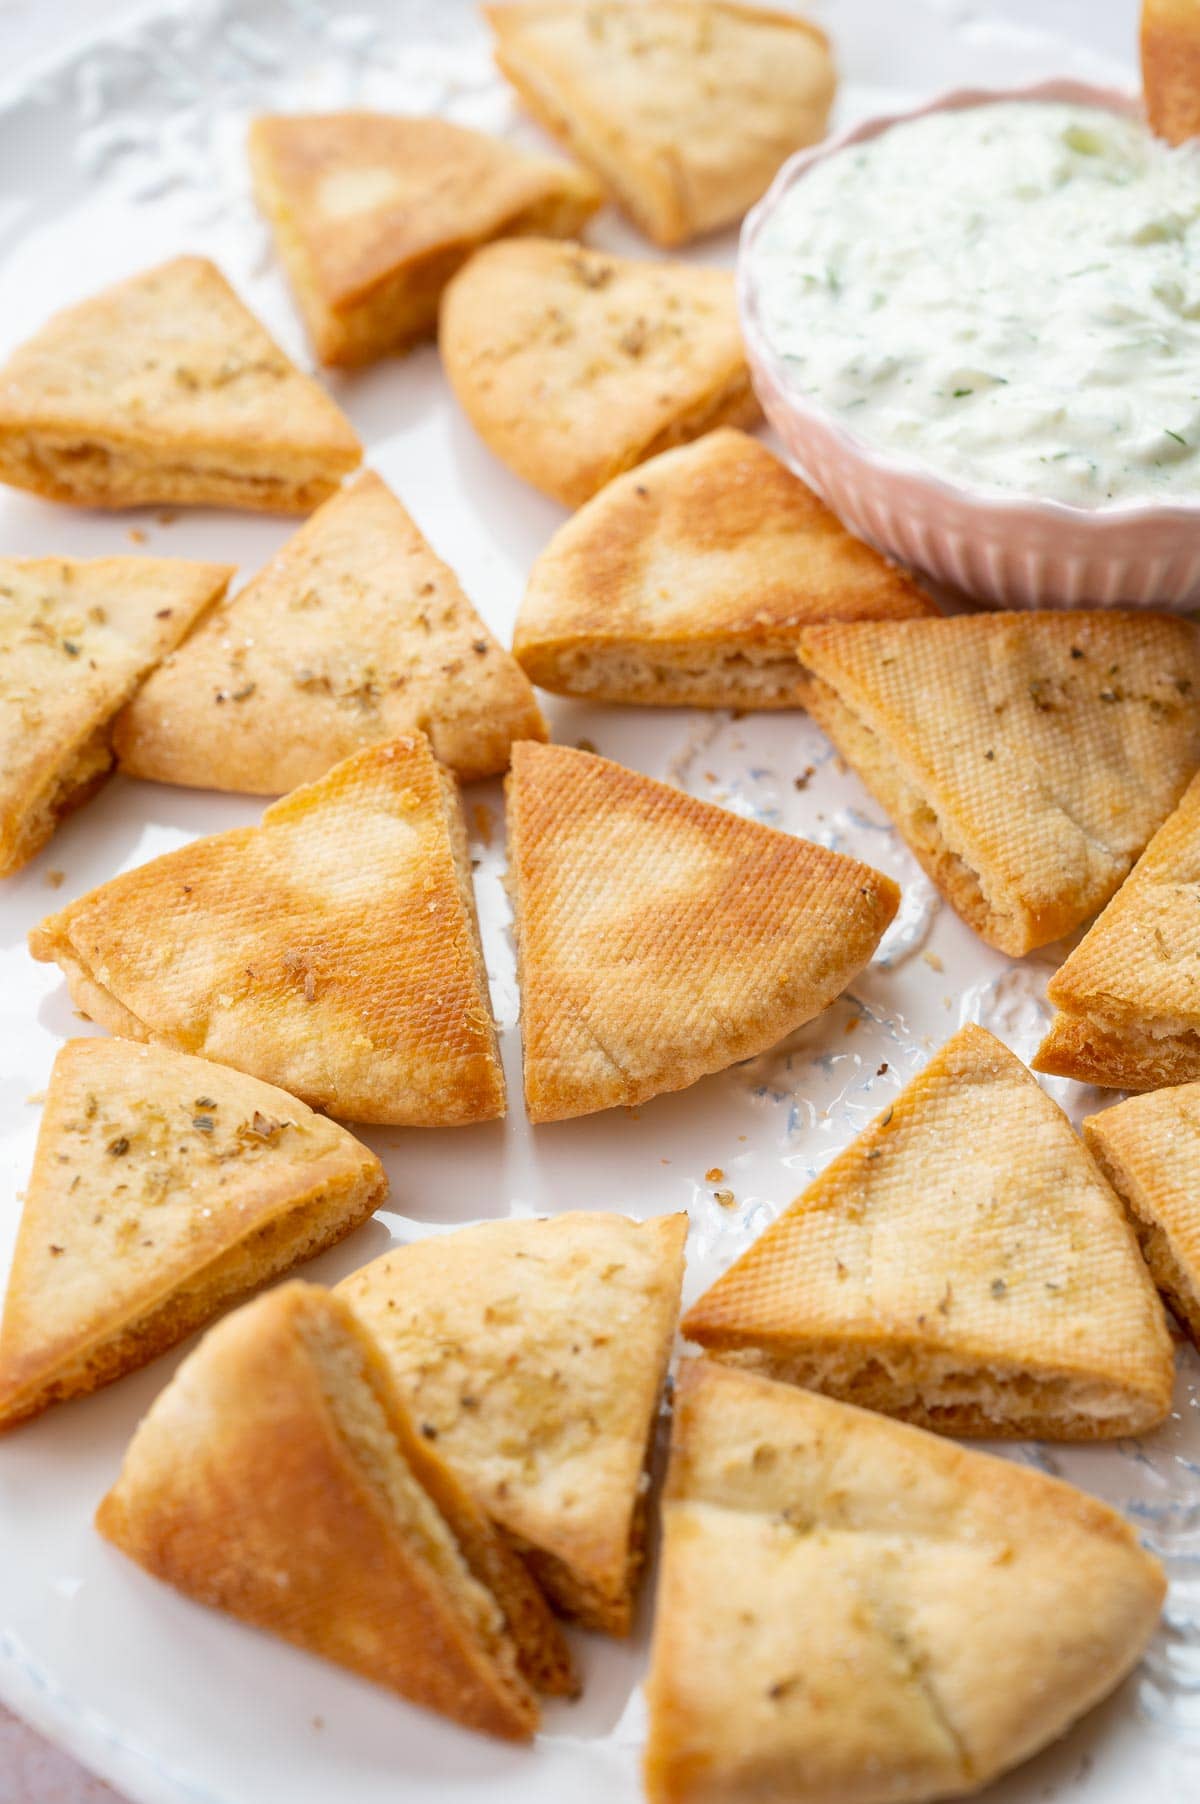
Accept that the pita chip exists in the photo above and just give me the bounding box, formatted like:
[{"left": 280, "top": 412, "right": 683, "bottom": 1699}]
[
  {"left": 485, "top": 1, "right": 835, "bottom": 247},
  {"left": 683, "top": 1025, "right": 1174, "bottom": 1438},
  {"left": 0, "top": 1038, "right": 385, "bottom": 1429},
  {"left": 1035, "top": 772, "right": 1200, "bottom": 1090},
  {"left": 513, "top": 429, "right": 935, "bottom": 708},
  {"left": 439, "top": 238, "right": 760, "bottom": 507},
  {"left": 506, "top": 741, "right": 899, "bottom": 1122},
  {"left": 797, "top": 610, "right": 1200, "bottom": 955},
  {"left": 338, "top": 1211, "right": 687, "bottom": 1634},
  {"left": 249, "top": 111, "right": 603, "bottom": 366},
  {"left": 0, "top": 554, "right": 232, "bottom": 876},
  {"left": 644, "top": 1360, "right": 1166, "bottom": 1804},
  {"left": 114, "top": 471, "right": 546, "bottom": 793},
  {"left": 29, "top": 735, "right": 505, "bottom": 1126},
  {"left": 96, "top": 1283, "right": 575, "bottom": 1736},
  {"left": 1142, "top": 0, "right": 1200, "bottom": 143},
  {"left": 0, "top": 256, "right": 361, "bottom": 512}
]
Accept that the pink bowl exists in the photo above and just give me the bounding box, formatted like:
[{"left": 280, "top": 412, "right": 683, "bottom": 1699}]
[{"left": 738, "top": 79, "right": 1200, "bottom": 611}]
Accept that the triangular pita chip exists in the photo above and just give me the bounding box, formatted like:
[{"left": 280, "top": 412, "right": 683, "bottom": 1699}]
[
  {"left": 1035, "top": 771, "right": 1200, "bottom": 1090},
  {"left": 644, "top": 1360, "right": 1166, "bottom": 1804},
  {"left": 797, "top": 611, "right": 1200, "bottom": 955},
  {"left": 114, "top": 471, "right": 546, "bottom": 793},
  {"left": 683, "top": 1025, "right": 1174, "bottom": 1439},
  {"left": 29, "top": 735, "right": 505, "bottom": 1126},
  {"left": 0, "top": 1037, "right": 385, "bottom": 1429},
  {"left": 506, "top": 741, "right": 899, "bottom": 1121},
  {"left": 440, "top": 238, "right": 760, "bottom": 507},
  {"left": 338, "top": 1211, "right": 687, "bottom": 1634},
  {"left": 486, "top": 1, "right": 835, "bottom": 246},
  {"left": 0, "top": 256, "right": 361, "bottom": 512},
  {"left": 96, "top": 1283, "right": 575, "bottom": 1736},
  {"left": 1085, "top": 1082, "right": 1200, "bottom": 1349},
  {"left": 513, "top": 429, "right": 935, "bottom": 708},
  {"left": 0, "top": 554, "right": 232, "bottom": 876},
  {"left": 249, "top": 111, "right": 603, "bottom": 366},
  {"left": 1142, "top": 0, "right": 1200, "bottom": 143}
]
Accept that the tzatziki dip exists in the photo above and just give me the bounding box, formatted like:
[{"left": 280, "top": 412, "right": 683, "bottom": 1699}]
[{"left": 749, "top": 98, "right": 1200, "bottom": 507}]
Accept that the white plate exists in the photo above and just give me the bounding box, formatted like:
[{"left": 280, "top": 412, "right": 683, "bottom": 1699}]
[{"left": 0, "top": 2, "right": 1198, "bottom": 1800}]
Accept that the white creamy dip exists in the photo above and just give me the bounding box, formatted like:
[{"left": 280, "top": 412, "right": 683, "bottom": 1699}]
[{"left": 751, "top": 99, "right": 1200, "bottom": 507}]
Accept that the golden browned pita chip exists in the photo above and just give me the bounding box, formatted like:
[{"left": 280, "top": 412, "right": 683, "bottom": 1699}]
[
  {"left": 644, "top": 1361, "right": 1166, "bottom": 1804},
  {"left": 0, "top": 1038, "right": 385, "bottom": 1429},
  {"left": 0, "top": 554, "right": 231, "bottom": 876},
  {"left": 506, "top": 741, "right": 899, "bottom": 1122},
  {"left": 338, "top": 1211, "right": 687, "bottom": 1634},
  {"left": 96, "top": 1283, "right": 575, "bottom": 1735},
  {"left": 1034, "top": 770, "right": 1200, "bottom": 1090},
  {"left": 114, "top": 471, "right": 545, "bottom": 793},
  {"left": 485, "top": 1, "right": 835, "bottom": 246},
  {"left": 439, "top": 238, "right": 759, "bottom": 507},
  {"left": 0, "top": 257, "right": 361, "bottom": 512},
  {"left": 798, "top": 611, "right": 1200, "bottom": 956},
  {"left": 29, "top": 735, "right": 504, "bottom": 1126},
  {"left": 249, "top": 111, "right": 603, "bottom": 366},
  {"left": 513, "top": 429, "right": 935, "bottom": 708},
  {"left": 1085, "top": 1082, "right": 1200, "bottom": 1348},
  {"left": 1142, "top": 0, "right": 1200, "bottom": 143},
  {"left": 683, "top": 1024, "right": 1174, "bottom": 1439}
]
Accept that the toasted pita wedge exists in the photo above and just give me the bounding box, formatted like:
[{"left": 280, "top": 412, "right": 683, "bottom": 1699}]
[
  {"left": 0, "top": 1038, "right": 385, "bottom": 1429},
  {"left": 0, "top": 555, "right": 231, "bottom": 876},
  {"left": 97, "top": 1283, "right": 575, "bottom": 1734},
  {"left": 1034, "top": 772, "right": 1200, "bottom": 1090},
  {"left": 513, "top": 430, "right": 934, "bottom": 708},
  {"left": 249, "top": 112, "right": 602, "bottom": 367},
  {"left": 440, "top": 238, "right": 759, "bottom": 507},
  {"left": 683, "top": 1025, "right": 1173, "bottom": 1438},
  {"left": 29, "top": 736, "right": 504, "bottom": 1125},
  {"left": 1142, "top": 0, "right": 1200, "bottom": 143},
  {"left": 797, "top": 611, "right": 1200, "bottom": 956},
  {"left": 0, "top": 257, "right": 361, "bottom": 512},
  {"left": 1085, "top": 1084, "right": 1200, "bottom": 1348},
  {"left": 114, "top": 472, "right": 545, "bottom": 793},
  {"left": 338, "top": 1211, "right": 687, "bottom": 1634},
  {"left": 644, "top": 1360, "right": 1166, "bottom": 1804},
  {"left": 506, "top": 741, "right": 899, "bottom": 1122},
  {"left": 486, "top": 1, "right": 835, "bottom": 247}
]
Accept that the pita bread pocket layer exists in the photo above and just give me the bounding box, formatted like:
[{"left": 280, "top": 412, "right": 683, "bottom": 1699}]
[
  {"left": 1034, "top": 771, "right": 1200, "bottom": 1090},
  {"left": 114, "top": 470, "right": 546, "bottom": 793},
  {"left": 249, "top": 111, "right": 603, "bottom": 367},
  {"left": 683, "top": 1024, "right": 1174, "bottom": 1440},
  {"left": 0, "top": 1038, "right": 385, "bottom": 1430},
  {"left": 643, "top": 1360, "right": 1166, "bottom": 1804},
  {"left": 506, "top": 741, "right": 899, "bottom": 1122},
  {"left": 1084, "top": 1083, "right": 1200, "bottom": 1350},
  {"left": 485, "top": 1, "right": 835, "bottom": 247},
  {"left": 512, "top": 429, "right": 935, "bottom": 708},
  {"left": 439, "top": 238, "right": 760, "bottom": 507},
  {"left": 1142, "top": 0, "right": 1200, "bottom": 144},
  {"left": 338, "top": 1210, "right": 687, "bottom": 1634},
  {"left": 0, "top": 554, "right": 232, "bottom": 877},
  {"left": 29, "top": 734, "right": 505, "bottom": 1126},
  {"left": 797, "top": 610, "right": 1200, "bottom": 956},
  {"left": 96, "top": 1282, "right": 574, "bottom": 1736},
  {"left": 0, "top": 256, "right": 361, "bottom": 512}
]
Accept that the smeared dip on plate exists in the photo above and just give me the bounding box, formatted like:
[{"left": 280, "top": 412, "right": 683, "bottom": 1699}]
[{"left": 749, "top": 98, "right": 1200, "bottom": 507}]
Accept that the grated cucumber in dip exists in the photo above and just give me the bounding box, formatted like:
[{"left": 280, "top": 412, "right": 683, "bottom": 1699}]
[{"left": 750, "top": 99, "right": 1200, "bottom": 507}]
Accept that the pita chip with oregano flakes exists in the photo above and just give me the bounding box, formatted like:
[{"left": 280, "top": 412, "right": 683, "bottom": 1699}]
[
  {"left": 797, "top": 610, "right": 1200, "bottom": 956},
  {"left": 114, "top": 470, "right": 545, "bottom": 794},
  {"left": 0, "top": 256, "right": 361, "bottom": 512},
  {"left": 29, "top": 735, "right": 505, "bottom": 1127},
  {"left": 1142, "top": 0, "right": 1200, "bottom": 144}
]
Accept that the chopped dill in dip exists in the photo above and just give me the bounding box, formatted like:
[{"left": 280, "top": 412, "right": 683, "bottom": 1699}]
[{"left": 750, "top": 99, "right": 1200, "bottom": 506}]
